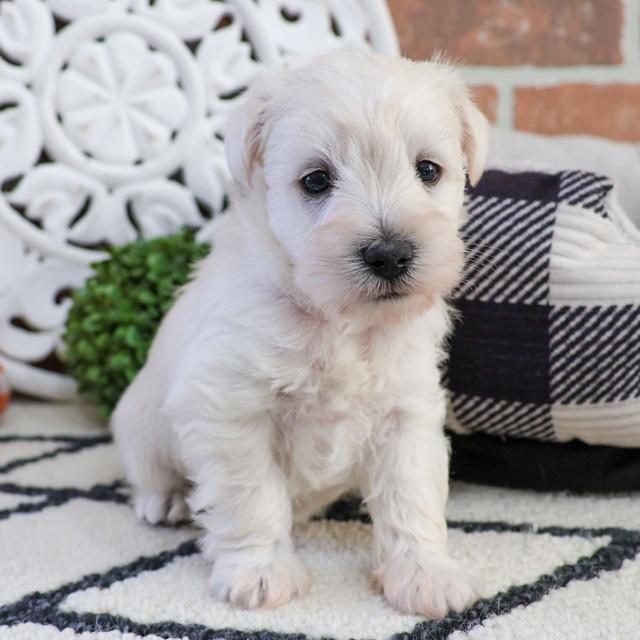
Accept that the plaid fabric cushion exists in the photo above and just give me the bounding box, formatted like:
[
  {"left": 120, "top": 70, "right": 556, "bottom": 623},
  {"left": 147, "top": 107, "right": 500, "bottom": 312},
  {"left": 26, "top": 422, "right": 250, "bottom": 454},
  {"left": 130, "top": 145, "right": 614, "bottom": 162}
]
[{"left": 447, "top": 169, "right": 640, "bottom": 445}]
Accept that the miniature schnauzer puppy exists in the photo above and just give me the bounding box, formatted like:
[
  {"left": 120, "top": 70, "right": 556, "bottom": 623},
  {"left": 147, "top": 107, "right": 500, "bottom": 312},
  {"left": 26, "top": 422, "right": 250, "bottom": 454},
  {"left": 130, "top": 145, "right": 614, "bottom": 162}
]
[{"left": 113, "top": 52, "right": 489, "bottom": 618}]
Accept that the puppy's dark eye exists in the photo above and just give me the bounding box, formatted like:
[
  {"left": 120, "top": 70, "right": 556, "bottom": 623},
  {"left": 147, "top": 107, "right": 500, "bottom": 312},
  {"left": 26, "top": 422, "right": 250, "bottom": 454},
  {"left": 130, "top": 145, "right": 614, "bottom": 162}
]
[
  {"left": 301, "top": 170, "right": 332, "bottom": 195},
  {"left": 416, "top": 160, "right": 441, "bottom": 184}
]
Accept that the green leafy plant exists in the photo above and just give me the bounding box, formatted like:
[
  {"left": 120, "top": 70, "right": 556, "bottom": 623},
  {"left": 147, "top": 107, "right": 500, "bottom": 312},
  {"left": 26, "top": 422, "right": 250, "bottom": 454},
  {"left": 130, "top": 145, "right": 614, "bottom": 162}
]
[{"left": 63, "top": 230, "right": 209, "bottom": 420}]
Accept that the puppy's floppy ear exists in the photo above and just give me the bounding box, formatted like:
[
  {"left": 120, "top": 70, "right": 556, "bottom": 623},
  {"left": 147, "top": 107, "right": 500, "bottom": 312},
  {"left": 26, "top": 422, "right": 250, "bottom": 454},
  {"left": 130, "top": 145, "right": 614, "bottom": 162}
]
[
  {"left": 427, "top": 59, "right": 490, "bottom": 186},
  {"left": 455, "top": 89, "right": 490, "bottom": 186},
  {"left": 224, "top": 74, "right": 277, "bottom": 188}
]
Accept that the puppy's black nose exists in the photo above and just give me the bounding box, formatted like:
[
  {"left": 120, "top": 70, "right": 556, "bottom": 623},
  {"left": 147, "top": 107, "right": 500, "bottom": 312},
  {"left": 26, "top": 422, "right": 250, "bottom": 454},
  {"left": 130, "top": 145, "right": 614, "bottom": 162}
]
[{"left": 362, "top": 239, "right": 414, "bottom": 281}]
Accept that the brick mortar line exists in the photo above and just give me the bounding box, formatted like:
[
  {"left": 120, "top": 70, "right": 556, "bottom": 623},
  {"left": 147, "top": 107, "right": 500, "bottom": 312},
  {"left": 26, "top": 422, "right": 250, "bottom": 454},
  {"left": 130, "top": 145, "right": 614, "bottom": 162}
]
[
  {"left": 496, "top": 78, "right": 515, "bottom": 129},
  {"left": 463, "top": 66, "right": 640, "bottom": 86},
  {"left": 623, "top": 0, "right": 640, "bottom": 68}
]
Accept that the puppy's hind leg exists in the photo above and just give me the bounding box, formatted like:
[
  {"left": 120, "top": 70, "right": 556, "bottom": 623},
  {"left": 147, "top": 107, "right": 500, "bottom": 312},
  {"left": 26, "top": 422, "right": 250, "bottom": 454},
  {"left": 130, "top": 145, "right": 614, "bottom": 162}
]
[
  {"left": 132, "top": 472, "right": 189, "bottom": 526},
  {"left": 112, "top": 381, "right": 189, "bottom": 526}
]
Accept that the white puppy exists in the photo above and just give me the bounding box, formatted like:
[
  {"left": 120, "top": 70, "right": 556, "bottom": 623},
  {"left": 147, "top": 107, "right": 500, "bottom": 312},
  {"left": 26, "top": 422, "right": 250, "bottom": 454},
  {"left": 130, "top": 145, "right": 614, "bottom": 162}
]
[{"left": 112, "top": 52, "right": 489, "bottom": 618}]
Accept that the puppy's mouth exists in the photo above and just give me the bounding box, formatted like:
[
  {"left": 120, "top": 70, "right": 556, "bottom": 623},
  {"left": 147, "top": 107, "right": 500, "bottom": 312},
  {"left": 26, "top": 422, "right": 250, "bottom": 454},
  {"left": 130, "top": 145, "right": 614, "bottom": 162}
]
[{"left": 374, "top": 290, "right": 408, "bottom": 302}]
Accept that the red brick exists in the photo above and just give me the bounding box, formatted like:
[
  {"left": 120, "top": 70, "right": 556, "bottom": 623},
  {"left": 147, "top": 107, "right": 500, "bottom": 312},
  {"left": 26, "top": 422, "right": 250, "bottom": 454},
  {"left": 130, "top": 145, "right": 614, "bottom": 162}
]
[
  {"left": 470, "top": 85, "right": 498, "bottom": 122},
  {"left": 389, "top": 0, "right": 623, "bottom": 66},
  {"left": 0, "top": 394, "right": 9, "bottom": 416},
  {"left": 514, "top": 84, "right": 640, "bottom": 142}
]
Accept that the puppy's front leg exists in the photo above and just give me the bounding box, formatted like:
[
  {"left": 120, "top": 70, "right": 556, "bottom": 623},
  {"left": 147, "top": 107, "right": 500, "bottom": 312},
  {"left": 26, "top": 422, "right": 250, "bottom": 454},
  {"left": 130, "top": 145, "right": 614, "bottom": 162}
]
[
  {"left": 180, "top": 414, "right": 309, "bottom": 609},
  {"left": 363, "top": 405, "right": 477, "bottom": 618}
]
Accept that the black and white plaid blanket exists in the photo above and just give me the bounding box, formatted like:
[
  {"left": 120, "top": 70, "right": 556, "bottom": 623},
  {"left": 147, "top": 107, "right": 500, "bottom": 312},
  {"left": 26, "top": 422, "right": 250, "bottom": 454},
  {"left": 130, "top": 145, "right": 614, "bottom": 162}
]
[{"left": 447, "top": 169, "right": 640, "bottom": 445}]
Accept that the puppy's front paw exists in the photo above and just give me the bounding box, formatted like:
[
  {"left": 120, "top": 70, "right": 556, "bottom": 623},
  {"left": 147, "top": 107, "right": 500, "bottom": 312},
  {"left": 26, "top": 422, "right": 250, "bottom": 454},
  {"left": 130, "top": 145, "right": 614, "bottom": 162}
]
[
  {"left": 374, "top": 552, "right": 478, "bottom": 618},
  {"left": 210, "top": 546, "right": 310, "bottom": 609}
]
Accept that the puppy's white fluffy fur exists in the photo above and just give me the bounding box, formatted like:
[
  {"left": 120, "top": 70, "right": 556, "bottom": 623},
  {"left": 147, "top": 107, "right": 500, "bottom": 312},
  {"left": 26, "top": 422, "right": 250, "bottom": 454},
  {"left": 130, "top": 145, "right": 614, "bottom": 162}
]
[{"left": 112, "top": 52, "right": 489, "bottom": 618}]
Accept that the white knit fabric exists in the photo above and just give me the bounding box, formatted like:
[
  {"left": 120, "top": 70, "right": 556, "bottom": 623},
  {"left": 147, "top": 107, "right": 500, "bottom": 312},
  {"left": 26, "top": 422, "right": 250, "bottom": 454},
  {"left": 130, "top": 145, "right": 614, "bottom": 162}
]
[
  {"left": 548, "top": 188, "right": 640, "bottom": 444},
  {"left": 1, "top": 402, "right": 640, "bottom": 639}
]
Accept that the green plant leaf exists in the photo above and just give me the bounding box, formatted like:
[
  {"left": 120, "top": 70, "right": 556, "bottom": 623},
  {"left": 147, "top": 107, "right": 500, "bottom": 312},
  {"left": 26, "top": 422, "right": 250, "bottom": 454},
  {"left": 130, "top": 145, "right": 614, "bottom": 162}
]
[{"left": 62, "top": 229, "right": 209, "bottom": 420}]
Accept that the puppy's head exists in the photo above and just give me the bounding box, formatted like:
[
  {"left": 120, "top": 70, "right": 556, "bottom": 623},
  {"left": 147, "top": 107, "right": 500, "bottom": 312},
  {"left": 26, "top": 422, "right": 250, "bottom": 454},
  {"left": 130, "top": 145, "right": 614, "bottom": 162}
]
[{"left": 225, "top": 53, "right": 489, "bottom": 322}]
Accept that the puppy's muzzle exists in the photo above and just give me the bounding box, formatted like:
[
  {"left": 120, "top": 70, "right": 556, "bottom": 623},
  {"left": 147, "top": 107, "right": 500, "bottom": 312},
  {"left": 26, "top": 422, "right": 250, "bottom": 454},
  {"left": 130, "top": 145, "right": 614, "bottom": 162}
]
[{"left": 361, "top": 238, "right": 414, "bottom": 282}]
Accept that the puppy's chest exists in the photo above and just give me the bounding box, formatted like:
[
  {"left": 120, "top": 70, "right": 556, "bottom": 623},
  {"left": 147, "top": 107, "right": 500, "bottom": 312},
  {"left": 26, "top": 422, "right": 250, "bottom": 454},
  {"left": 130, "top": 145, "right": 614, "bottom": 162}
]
[
  {"left": 278, "top": 330, "right": 386, "bottom": 423},
  {"left": 273, "top": 328, "right": 393, "bottom": 484}
]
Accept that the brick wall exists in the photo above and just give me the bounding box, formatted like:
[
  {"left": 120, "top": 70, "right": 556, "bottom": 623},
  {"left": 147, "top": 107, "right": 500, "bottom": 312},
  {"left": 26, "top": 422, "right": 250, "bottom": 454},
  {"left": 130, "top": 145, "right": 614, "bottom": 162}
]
[{"left": 389, "top": 0, "right": 640, "bottom": 142}]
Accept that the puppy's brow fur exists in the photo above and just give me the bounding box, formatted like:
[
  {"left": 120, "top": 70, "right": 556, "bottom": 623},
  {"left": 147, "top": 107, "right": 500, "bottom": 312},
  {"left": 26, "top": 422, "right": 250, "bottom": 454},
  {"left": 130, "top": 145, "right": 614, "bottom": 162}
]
[{"left": 112, "top": 52, "right": 489, "bottom": 618}]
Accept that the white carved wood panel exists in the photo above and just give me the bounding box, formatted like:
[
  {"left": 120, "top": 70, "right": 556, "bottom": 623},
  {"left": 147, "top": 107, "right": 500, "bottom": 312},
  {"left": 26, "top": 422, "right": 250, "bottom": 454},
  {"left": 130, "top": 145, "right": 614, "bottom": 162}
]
[{"left": 0, "top": 0, "right": 398, "bottom": 400}]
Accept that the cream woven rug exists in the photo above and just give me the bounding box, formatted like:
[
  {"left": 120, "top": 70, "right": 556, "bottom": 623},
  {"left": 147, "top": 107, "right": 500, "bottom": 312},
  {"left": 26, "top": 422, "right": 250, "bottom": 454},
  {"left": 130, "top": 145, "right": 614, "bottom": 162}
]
[{"left": 1, "top": 401, "right": 639, "bottom": 640}]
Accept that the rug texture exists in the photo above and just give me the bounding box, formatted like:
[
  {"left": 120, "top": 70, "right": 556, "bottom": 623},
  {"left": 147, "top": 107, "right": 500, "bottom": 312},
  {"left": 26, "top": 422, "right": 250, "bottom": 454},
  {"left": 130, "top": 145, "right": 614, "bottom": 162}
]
[{"left": 1, "top": 402, "right": 639, "bottom": 640}]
